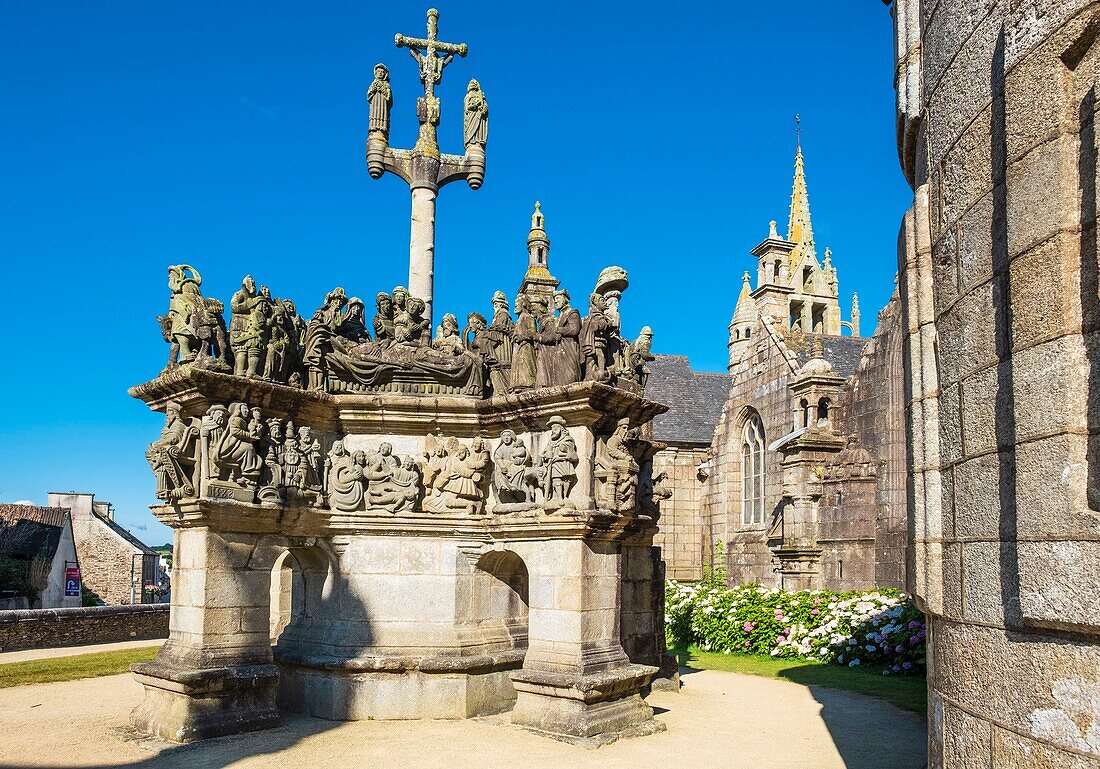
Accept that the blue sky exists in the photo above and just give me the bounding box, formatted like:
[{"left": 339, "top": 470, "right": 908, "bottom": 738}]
[{"left": 0, "top": 2, "right": 909, "bottom": 544}]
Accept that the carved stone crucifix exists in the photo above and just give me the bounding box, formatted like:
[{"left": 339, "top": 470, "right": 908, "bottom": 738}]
[{"left": 367, "top": 8, "right": 487, "bottom": 326}]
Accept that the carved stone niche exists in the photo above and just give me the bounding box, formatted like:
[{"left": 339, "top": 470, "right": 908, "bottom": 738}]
[{"left": 130, "top": 366, "right": 670, "bottom": 746}]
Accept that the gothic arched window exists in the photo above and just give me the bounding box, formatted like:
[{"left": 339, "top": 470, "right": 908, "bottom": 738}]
[{"left": 742, "top": 414, "right": 765, "bottom": 525}]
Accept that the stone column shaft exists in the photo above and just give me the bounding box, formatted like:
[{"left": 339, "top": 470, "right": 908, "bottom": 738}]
[{"left": 409, "top": 186, "right": 437, "bottom": 324}]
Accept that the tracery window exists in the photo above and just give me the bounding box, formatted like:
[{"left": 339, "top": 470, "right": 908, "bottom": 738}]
[{"left": 741, "top": 414, "right": 765, "bottom": 525}]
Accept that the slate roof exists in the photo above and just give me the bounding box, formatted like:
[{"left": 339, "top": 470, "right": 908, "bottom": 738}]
[
  {"left": 646, "top": 355, "right": 731, "bottom": 446},
  {"left": 98, "top": 513, "right": 157, "bottom": 556},
  {"left": 792, "top": 335, "right": 869, "bottom": 379}
]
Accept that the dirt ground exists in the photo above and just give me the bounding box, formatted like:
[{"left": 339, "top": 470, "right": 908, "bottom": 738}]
[{"left": 0, "top": 667, "right": 926, "bottom": 769}]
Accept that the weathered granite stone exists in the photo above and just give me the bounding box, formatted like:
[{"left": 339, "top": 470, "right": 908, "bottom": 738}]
[{"left": 886, "top": 1, "right": 1100, "bottom": 765}]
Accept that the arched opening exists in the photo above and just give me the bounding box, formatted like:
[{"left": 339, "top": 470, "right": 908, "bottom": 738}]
[
  {"left": 817, "top": 397, "right": 831, "bottom": 428},
  {"left": 474, "top": 550, "right": 529, "bottom": 652},
  {"left": 269, "top": 549, "right": 305, "bottom": 644},
  {"left": 742, "top": 413, "right": 766, "bottom": 525},
  {"left": 799, "top": 398, "right": 810, "bottom": 429}
]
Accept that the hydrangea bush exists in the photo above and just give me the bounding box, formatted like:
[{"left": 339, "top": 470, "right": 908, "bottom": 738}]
[{"left": 665, "top": 580, "right": 926, "bottom": 676}]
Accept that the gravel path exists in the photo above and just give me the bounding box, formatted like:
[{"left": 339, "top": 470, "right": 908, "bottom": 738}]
[{"left": 0, "top": 667, "right": 926, "bottom": 769}]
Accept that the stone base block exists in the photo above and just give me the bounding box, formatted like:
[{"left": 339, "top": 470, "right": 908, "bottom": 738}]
[
  {"left": 509, "top": 664, "right": 663, "bottom": 744},
  {"left": 130, "top": 661, "right": 280, "bottom": 743},
  {"left": 649, "top": 652, "right": 682, "bottom": 692},
  {"left": 276, "top": 652, "right": 523, "bottom": 720}
]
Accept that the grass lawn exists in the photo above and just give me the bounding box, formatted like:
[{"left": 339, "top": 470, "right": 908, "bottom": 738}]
[
  {"left": 669, "top": 643, "right": 927, "bottom": 717},
  {"left": 0, "top": 646, "right": 160, "bottom": 689}
]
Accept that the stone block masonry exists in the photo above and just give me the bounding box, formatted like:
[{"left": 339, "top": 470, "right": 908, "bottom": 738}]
[
  {"left": 887, "top": 0, "right": 1100, "bottom": 765},
  {"left": 0, "top": 604, "right": 168, "bottom": 652}
]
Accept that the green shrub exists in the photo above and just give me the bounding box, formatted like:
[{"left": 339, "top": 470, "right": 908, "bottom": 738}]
[{"left": 666, "top": 580, "right": 926, "bottom": 676}]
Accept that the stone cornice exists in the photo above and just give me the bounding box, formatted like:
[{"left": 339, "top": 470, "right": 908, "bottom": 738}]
[
  {"left": 131, "top": 369, "right": 666, "bottom": 436},
  {"left": 151, "top": 499, "right": 657, "bottom": 542}
]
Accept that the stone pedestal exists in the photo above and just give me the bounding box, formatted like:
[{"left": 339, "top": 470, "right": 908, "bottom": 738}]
[
  {"left": 130, "top": 658, "right": 279, "bottom": 742},
  {"left": 130, "top": 370, "right": 669, "bottom": 744},
  {"left": 510, "top": 665, "right": 660, "bottom": 744}
]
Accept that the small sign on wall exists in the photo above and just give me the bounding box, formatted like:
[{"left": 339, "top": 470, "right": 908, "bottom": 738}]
[{"left": 64, "top": 567, "right": 80, "bottom": 597}]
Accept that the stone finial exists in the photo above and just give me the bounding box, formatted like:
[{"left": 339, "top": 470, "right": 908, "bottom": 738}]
[
  {"left": 800, "top": 336, "right": 834, "bottom": 376},
  {"left": 768, "top": 220, "right": 779, "bottom": 240}
]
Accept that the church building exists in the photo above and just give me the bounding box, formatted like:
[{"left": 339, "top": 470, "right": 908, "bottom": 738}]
[{"left": 647, "top": 145, "right": 908, "bottom": 591}]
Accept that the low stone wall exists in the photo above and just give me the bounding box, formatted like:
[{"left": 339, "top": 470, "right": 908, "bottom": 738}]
[{"left": 0, "top": 604, "right": 169, "bottom": 652}]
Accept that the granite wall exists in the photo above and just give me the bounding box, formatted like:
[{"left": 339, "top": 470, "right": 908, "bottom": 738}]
[
  {"left": 0, "top": 604, "right": 168, "bottom": 652},
  {"left": 889, "top": 0, "right": 1100, "bottom": 765},
  {"left": 652, "top": 446, "right": 710, "bottom": 581}
]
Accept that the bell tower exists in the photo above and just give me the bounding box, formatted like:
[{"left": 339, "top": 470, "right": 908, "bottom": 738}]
[{"left": 517, "top": 201, "right": 559, "bottom": 315}]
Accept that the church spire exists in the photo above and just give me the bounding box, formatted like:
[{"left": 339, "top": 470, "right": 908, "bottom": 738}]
[{"left": 786, "top": 143, "right": 815, "bottom": 258}]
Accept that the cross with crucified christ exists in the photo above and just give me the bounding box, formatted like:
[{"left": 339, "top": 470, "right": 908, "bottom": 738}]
[
  {"left": 366, "top": 8, "right": 488, "bottom": 326},
  {"left": 394, "top": 8, "right": 468, "bottom": 100}
]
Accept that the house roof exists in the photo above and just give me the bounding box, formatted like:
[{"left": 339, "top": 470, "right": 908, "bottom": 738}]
[
  {"left": 792, "top": 335, "right": 869, "bottom": 379},
  {"left": 0, "top": 505, "right": 68, "bottom": 529},
  {"left": 98, "top": 514, "right": 157, "bottom": 556},
  {"left": 0, "top": 505, "right": 68, "bottom": 560},
  {"left": 646, "top": 355, "right": 731, "bottom": 446}
]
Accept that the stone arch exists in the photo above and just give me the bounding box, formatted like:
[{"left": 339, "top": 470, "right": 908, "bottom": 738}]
[
  {"left": 269, "top": 550, "right": 305, "bottom": 643},
  {"left": 475, "top": 550, "right": 529, "bottom": 651}
]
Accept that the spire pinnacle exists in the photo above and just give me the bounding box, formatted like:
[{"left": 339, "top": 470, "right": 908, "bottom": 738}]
[{"left": 787, "top": 139, "right": 815, "bottom": 261}]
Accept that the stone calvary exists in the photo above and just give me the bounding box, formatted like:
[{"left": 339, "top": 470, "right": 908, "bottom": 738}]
[{"left": 131, "top": 8, "right": 674, "bottom": 747}]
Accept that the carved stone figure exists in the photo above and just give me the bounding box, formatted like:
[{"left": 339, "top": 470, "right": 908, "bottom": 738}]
[
  {"left": 303, "top": 288, "right": 348, "bottom": 390},
  {"left": 433, "top": 312, "right": 463, "bottom": 353},
  {"left": 336, "top": 297, "right": 371, "bottom": 347},
  {"left": 404, "top": 297, "right": 431, "bottom": 346},
  {"left": 510, "top": 294, "right": 537, "bottom": 391},
  {"left": 210, "top": 402, "right": 263, "bottom": 493},
  {"left": 259, "top": 418, "right": 286, "bottom": 502},
  {"left": 366, "top": 63, "right": 392, "bottom": 136},
  {"left": 486, "top": 291, "right": 514, "bottom": 395},
  {"left": 264, "top": 302, "right": 290, "bottom": 382},
  {"left": 159, "top": 265, "right": 230, "bottom": 371},
  {"left": 492, "top": 429, "right": 538, "bottom": 511},
  {"left": 146, "top": 403, "right": 198, "bottom": 500},
  {"left": 229, "top": 276, "right": 261, "bottom": 377},
  {"left": 538, "top": 289, "right": 581, "bottom": 387},
  {"left": 595, "top": 418, "right": 639, "bottom": 513},
  {"left": 364, "top": 442, "right": 418, "bottom": 512},
  {"left": 373, "top": 292, "right": 395, "bottom": 348},
  {"left": 581, "top": 293, "right": 611, "bottom": 382},
  {"left": 392, "top": 286, "right": 411, "bottom": 342},
  {"left": 538, "top": 416, "right": 578, "bottom": 510},
  {"left": 327, "top": 287, "right": 484, "bottom": 395},
  {"left": 639, "top": 470, "right": 671, "bottom": 520},
  {"left": 296, "top": 426, "right": 323, "bottom": 502},
  {"left": 462, "top": 79, "right": 488, "bottom": 149},
  {"left": 629, "top": 327, "right": 651, "bottom": 393},
  {"left": 326, "top": 441, "right": 367, "bottom": 512},
  {"left": 463, "top": 312, "right": 496, "bottom": 386},
  {"left": 423, "top": 435, "right": 488, "bottom": 514}
]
